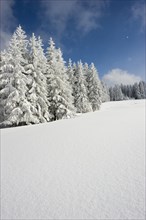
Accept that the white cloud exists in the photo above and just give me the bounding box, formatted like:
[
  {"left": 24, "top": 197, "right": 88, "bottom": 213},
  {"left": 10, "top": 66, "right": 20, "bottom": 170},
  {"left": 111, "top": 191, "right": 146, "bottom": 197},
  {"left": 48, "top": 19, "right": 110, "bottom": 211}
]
[
  {"left": 0, "top": 0, "right": 16, "bottom": 50},
  {"left": 102, "top": 69, "right": 141, "bottom": 86},
  {"left": 41, "top": 0, "right": 76, "bottom": 37},
  {"left": 131, "top": 1, "right": 146, "bottom": 31},
  {"left": 40, "top": 0, "right": 109, "bottom": 37}
]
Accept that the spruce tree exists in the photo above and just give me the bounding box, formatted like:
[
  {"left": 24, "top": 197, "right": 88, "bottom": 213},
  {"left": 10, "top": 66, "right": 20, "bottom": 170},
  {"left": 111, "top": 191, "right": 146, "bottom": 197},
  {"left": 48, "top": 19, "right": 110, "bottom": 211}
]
[
  {"left": 113, "top": 85, "right": 123, "bottom": 101},
  {"left": 66, "top": 59, "right": 76, "bottom": 110},
  {"left": 139, "top": 81, "right": 146, "bottom": 99},
  {"left": 133, "top": 83, "right": 141, "bottom": 99},
  {"left": 0, "top": 50, "right": 11, "bottom": 123},
  {"left": 86, "top": 63, "right": 102, "bottom": 111},
  {"left": 46, "top": 38, "right": 75, "bottom": 120},
  {"left": 27, "top": 34, "right": 50, "bottom": 123},
  {"left": 0, "top": 26, "right": 39, "bottom": 127},
  {"left": 109, "top": 87, "right": 114, "bottom": 101},
  {"left": 74, "top": 61, "right": 92, "bottom": 113},
  {"left": 101, "top": 81, "right": 110, "bottom": 103},
  {"left": 67, "top": 59, "right": 75, "bottom": 89}
]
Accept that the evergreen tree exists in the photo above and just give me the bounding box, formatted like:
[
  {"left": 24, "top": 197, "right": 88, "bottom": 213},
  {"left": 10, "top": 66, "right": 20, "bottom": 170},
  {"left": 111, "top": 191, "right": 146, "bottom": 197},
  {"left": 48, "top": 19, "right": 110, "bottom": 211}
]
[
  {"left": 113, "top": 85, "right": 123, "bottom": 101},
  {"left": 67, "top": 59, "right": 75, "bottom": 87},
  {"left": 109, "top": 87, "right": 114, "bottom": 101},
  {"left": 0, "top": 26, "right": 39, "bottom": 127},
  {"left": 126, "top": 85, "right": 132, "bottom": 99},
  {"left": 46, "top": 38, "right": 75, "bottom": 120},
  {"left": 86, "top": 63, "right": 102, "bottom": 110},
  {"left": 26, "top": 34, "right": 50, "bottom": 123},
  {"left": 133, "top": 82, "right": 141, "bottom": 99},
  {"left": 74, "top": 61, "right": 92, "bottom": 113},
  {"left": 139, "top": 81, "right": 146, "bottom": 99},
  {"left": 66, "top": 59, "right": 76, "bottom": 110},
  {"left": 83, "top": 62, "right": 90, "bottom": 87},
  {"left": 0, "top": 50, "right": 12, "bottom": 123},
  {"left": 101, "top": 81, "right": 110, "bottom": 103}
]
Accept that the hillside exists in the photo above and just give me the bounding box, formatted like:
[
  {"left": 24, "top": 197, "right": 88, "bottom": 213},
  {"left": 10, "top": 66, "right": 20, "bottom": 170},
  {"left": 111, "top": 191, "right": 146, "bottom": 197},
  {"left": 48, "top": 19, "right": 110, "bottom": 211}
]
[{"left": 1, "top": 100, "right": 145, "bottom": 219}]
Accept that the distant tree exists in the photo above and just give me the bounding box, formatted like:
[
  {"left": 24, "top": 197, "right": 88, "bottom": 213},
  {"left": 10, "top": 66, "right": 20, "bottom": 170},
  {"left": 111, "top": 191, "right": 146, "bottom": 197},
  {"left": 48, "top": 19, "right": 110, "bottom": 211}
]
[
  {"left": 121, "top": 84, "right": 127, "bottom": 98},
  {"left": 126, "top": 85, "right": 133, "bottom": 99},
  {"left": 109, "top": 81, "right": 146, "bottom": 101},
  {"left": 109, "top": 87, "right": 114, "bottom": 101},
  {"left": 113, "top": 85, "right": 123, "bottom": 101},
  {"left": 139, "top": 81, "right": 146, "bottom": 99},
  {"left": 101, "top": 81, "right": 110, "bottom": 102},
  {"left": 133, "top": 82, "right": 141, "bottom": 99}
]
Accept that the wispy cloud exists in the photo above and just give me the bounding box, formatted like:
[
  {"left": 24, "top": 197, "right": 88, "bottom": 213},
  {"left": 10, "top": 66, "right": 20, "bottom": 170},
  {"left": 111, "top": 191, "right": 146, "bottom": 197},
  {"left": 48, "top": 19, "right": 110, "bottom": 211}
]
[
  {"left": 40, "top": 0, "right": 109, "bottom": 38},
  {"left": 131, "top": 0, "right": 146, "bottom": 31},
  {"left": 102, "top": 68, "right": 141, "bottom": 86},
  {"left": 0, "top": 0, "right": 17, "bottom": 50}
]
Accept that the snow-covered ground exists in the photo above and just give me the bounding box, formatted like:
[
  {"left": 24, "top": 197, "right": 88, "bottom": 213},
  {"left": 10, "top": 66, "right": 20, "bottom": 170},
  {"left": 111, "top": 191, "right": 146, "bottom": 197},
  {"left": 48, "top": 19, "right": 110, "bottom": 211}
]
[{"left": 1, "top": 100, "right": 145, "bottom": 219}]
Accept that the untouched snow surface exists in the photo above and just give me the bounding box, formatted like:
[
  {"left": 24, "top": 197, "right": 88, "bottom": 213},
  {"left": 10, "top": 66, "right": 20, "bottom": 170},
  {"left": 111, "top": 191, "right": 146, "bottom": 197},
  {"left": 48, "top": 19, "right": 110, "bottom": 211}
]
[{"left": 1, "top": 100, "right": 145, "bottom": 219}]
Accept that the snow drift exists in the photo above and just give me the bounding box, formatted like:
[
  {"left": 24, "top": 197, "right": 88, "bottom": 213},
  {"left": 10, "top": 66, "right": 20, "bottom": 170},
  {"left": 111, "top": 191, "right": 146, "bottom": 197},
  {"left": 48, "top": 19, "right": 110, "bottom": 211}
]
[{"left": 1, "top": 100, "right": 145, "bottom": 219}]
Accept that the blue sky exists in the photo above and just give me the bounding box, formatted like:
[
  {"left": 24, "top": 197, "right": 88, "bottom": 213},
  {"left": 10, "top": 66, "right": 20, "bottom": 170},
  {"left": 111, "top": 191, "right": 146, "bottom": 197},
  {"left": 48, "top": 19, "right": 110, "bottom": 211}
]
[{"left": 0, "top": 0, "right": 145, "bottom": 85}]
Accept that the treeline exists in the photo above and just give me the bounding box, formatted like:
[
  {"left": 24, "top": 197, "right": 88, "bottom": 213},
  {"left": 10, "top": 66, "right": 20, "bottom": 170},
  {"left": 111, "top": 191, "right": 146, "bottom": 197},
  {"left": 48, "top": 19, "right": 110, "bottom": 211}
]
[
  {"left": 109, "top": 81, "right": 146, "bottom": 101},
  {"left": 0, "top": 26, "right": 109, "bottom": 128}
]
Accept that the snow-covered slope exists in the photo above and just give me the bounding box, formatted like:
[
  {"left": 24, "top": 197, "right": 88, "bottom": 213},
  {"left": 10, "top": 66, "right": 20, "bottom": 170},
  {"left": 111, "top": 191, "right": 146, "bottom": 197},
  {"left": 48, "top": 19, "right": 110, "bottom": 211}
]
[{"left": 1, "top": 100, "right": 145, "bottom": 219}]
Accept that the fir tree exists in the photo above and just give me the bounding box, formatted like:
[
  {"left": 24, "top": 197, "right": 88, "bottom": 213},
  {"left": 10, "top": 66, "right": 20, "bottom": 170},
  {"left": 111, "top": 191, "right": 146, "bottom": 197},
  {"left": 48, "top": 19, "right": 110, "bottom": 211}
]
[
  {"left": 46, "top": 38, "right": 75, "bottom": 120},
  {"left": 0, "top": 50, "right": 12, "bottom": 123},
  {"left": 67, "top": 59, "right": 75, "bottom": 88},
  {"left": 133, "top": 83, "right": 141, "bottom": 99},
  {"left": 101, "top": 81, "right": 110, "bottom": 103},
  {"left": 74, "top": 61, "right": 92, "bottom": 113},
  {"left": 0, "top": 26, "right": 39, "bottom": 127},
  {"left": 113, "top": 85, "right": 123, "bottom": 101},
  {"left": 66, "top": 59, "right": 76, "bottom": 110},
  {"left": 86, "top": 63, "right": 102, "bottom": 111},
  {"left": 27, "top": 34, "right": 50, "bottom": 123},
  {"left": 139, "top": 81, "right": 146, "bottom": 99}
]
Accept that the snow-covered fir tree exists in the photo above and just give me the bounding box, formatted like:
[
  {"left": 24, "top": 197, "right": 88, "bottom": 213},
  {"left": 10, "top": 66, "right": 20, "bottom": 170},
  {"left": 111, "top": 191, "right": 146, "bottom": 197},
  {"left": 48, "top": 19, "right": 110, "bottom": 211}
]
[
  {"left": 67, "top": 59, "right": 75, "bottom": 89},
  {"left": 74, "top": 61, "right": 92, "bottom": 113},
  {"left": 26, "top": 33, "right": 50, "bottom": 123},
  {"left": 133, "top": 82, "right": 141, "bottom": 99},
  {"left": 0, "top": 50, "right": 11, "bottom": 123},
  {"left": 113, "top": 85, "right": 123, "bottom": 101},
  {"left": 101, "top": 81, "right": 110, "bottom": 102},
  {"left": 83, "top": 62, "right": 90, "bottom": 96},
  {"left": 120, "top": 84, "right": 129, "bottom": 99},
  {"left": 83, "top": 62, "right": 90, "bottom": 87},
  {"left": 139, "top": 81, "right": 146, "bottom": 99},
  {"left": 109, "top": 87, "right": 114, "bottom": 101},
  {"left": 127, "top": 85, "right": 133, "bottom": 99},
  {"left": 86, "top": 63, "right": 102, "bottom": 111},
  {"left": 66, "top": 59, "right": 77, "bottom": 110},
  {"left": 56, "top": 48, "right": 75, "bottom": 115},
  {"left": 0, "top": 26, "right": 39, "bottom": 127},
  {"left": 46, "top": 38, "right": 75, "bottom": 120}
]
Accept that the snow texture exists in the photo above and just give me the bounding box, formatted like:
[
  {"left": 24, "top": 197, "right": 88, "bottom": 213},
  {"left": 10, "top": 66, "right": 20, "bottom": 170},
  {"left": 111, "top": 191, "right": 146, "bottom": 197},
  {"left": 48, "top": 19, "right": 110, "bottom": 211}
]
[{"left": 1, "top": 100, "right": 145, "bottom": 219}]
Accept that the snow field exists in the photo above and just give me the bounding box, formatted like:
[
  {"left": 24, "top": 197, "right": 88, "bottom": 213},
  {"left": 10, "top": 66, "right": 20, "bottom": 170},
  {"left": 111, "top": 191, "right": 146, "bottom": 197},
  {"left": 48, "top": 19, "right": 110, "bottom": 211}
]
[{"left": 1, "top": 99, "right": 145, "bottom": 219}]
